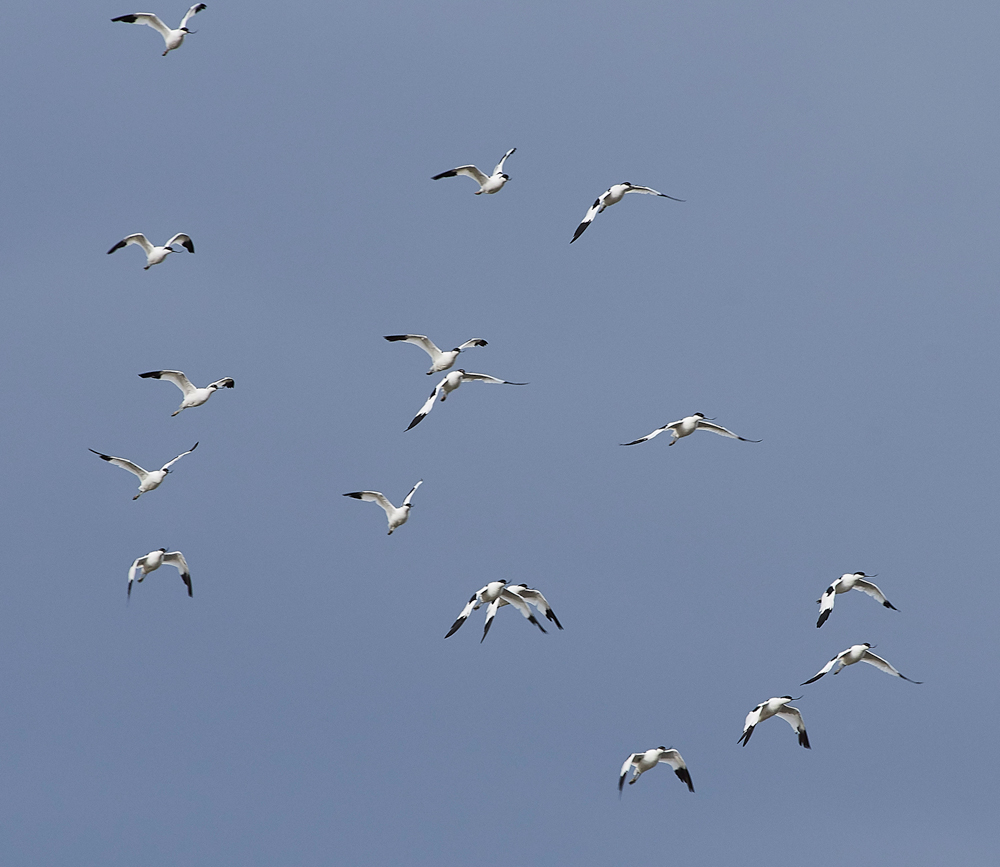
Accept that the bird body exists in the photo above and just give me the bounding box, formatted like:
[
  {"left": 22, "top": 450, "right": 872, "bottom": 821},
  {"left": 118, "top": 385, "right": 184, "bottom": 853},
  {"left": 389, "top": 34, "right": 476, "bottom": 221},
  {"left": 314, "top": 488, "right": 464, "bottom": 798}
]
[
  {"left": 816, "top": 572, "right": 897, "bottom": 627},
  {"left": 739, "top": 696, "right": 810, "bottom": 748},
  {"left": 139, "top": 370, "right": 234, "bottom": 416},
  {"left": 432, "top": 148, "right": 515, "bottom": 194},
  {"left": 343, "top": 480, "right": 423, "bottom": 534},
  {"left": 107, "top": 233, "right": 195, "bottom": 269},
  {"left": 406, "top": 370, "right": 527, "bottom": 430},
  {"left": 802, "top": 643, "right": 921, "bottom": 684},
  {"left": 621, "top": 413, "right": 760, "bottom": 447},
  {"left": 619, "top": 748, "right": 694, "bottom": 793},
  {"left": 111, "top": 5, "right": 206, "bottom": 55},
  {"left": 89, "top": 442, "right": 198, "bottom": 499},
  {"left": 571, "top": 182, "right": 683, "bottom": 243},
  {"left": 128, "top": 548, "right": 191, "bottom": 599},
  {"left": 383, "top": 334, "right": 488, "bottom": 374}
]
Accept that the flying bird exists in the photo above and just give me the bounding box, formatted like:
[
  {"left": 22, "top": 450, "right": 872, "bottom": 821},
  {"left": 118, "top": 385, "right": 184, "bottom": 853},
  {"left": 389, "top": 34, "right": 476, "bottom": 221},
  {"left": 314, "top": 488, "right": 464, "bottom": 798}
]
[
  {"left": 739, "top": 696, "right": 811, "bottom": 748},
  {"left": 619, "top": 748, "right": 694, "bottom": 794},
  {"left": 621, "top": 413, "right": 761, "bottom": 447},
  {"left": 431, "top": 148, "right": 516, "bottom": 194},
  {"left": 111, "top": 4, "right": 207, "bottom": 55},
  {"left": 406, "top": 370, "right": 527, "bottom": 430},
  {"left": 128, "top": 548, "right": 191, "bottom": 599},
  {"left": 571, "top": 182, "right": 683, "bottom": 243},
  {"left": 89, "top": 442, "right": 198, "bottom": 499},
  {"left": 444, "top": 581, "right": 555, "bottom": 642},
  {"left": 383, "top": 334, "right": 488, "bottom": 374},
  {"left": 802, "top": 643, "right": 922, "bottom": 685},
  {"left": 816, "top": 572, "right": 897, "bottom": 627},
  {"left": 502, "top": 584, "right": 563, "bottom": 631},
  {"left": 107, "top": 233, "right": 195, "bottom": 269},
  {"left": 342, "top": 480, "right": 422, "bottom": 535},
  {"left": 139, "top": 370, "right": 234, "bottom": 416}
]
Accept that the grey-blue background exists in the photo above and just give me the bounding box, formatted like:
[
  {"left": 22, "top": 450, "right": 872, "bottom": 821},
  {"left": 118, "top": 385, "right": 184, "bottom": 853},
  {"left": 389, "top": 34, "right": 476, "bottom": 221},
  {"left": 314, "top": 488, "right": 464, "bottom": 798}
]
[{"left": 1, "top": 2, "right": 996, "bottom": 863}]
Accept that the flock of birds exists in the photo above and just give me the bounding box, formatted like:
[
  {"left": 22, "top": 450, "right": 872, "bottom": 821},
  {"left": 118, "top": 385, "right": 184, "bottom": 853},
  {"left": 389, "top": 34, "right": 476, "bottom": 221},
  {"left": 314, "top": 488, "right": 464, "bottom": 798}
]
[{"left": 99, "top": 5, "right": 924, "bottom": 799}]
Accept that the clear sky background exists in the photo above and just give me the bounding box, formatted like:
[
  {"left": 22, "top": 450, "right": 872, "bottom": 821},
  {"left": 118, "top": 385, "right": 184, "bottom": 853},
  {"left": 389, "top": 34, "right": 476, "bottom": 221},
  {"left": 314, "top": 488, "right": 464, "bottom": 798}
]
[{"left": 1, "top": 2, "right": 997, "bottom": 864}]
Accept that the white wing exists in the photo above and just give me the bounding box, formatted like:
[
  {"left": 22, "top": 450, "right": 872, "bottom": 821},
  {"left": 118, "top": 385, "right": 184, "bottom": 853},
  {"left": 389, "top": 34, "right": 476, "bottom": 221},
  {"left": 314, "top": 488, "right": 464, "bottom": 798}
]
[
  {"left": 816, "top": 584, "right": 837, "bottom": 627},
  {"left": 802, "top": 653, "right": 841, "bottom": 684},
  {"left": 459, "top": 372, "right": 527, "bottom": 385},
  {"left": 445, "top": 589, "right": 485, "bottom": 638},
  {"left": 165, "top": 233, "right": 195, "bottom": 253},
  {"left": 695, "top": 421, "right": 761, "bottom": 442},
  {"left": 111, "top": 14, "right": 171, "bottom": 41},
  {"left": 774, "top": 707, "right": 811, "bottom": 748},
  {"left": 343, "top": 490, "right": 395, "bottom": 516},
  {"left": 623, "top": 184, "right": 684, "bottom": 201},
  {"left": 383, "top": 334, "right": 444, "bottom": 362},
  {"left": 853, "top": 578, "right": 896, "bottom": 609},
  {"left": 90, "top": 449, "right": 148, "bottom": 480},
  {"left": 402, "top": 479, "right": 423, "bottom": 506},
  {"left": 431, "top": 165, "right": 489, "bottom": 185},
  {"left": 493, "top": 147, "right": 516, "bottom": 175},
  {"left": 860, "top": 651, "right": 922, "bottom": 683},
  {"left": 456, "top": 338, "right": 488, "bottom": 351},
  {"left": 570, "top": 194, "right": 606, "bottom": 243},
  {"left": 619, "top": 754, "right": 638, "bottom": 790},
  {"left": 127, "top": 556, "right": 143, "bottom": 599},
  {"left": 160, "top": 442, "right": 199, "bottom": 471},
  {"left": 620, "top": 422, "right": 680, "bottom": 446},
  {"left": 506, "top": 585, "right": 562, "bottom": 629},
  {"left": 139, "top": 369, "right": 197, "bottom": 397},
  {"left": 163, "top": 551, "right": 192, "bottom": 596},
  {"left": 107, "top": 233, "right": 153, "bottom": 256},
  {"left": 739, "top": 703, "right": 763, "bottom": 745},
  {"left": 179, "top": 3, "right": 207, "bottom": 29},
  {"left": 207, "top": 377, "right": 235, "bottom": 390},
  {"left": 499, "top": 588, "right": 547, "bottom": 632},
  {"left": 657, "top": 750, "right": 694, "bottom": 791},
  {"left": 406, "top": 379, "right": 446, "bottom": 430}
]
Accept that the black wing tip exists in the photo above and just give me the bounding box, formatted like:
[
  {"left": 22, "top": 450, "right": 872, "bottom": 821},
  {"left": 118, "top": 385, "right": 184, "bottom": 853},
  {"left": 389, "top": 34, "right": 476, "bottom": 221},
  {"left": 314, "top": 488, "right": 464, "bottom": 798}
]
[
  {"left": 89, "top": 449, "right": 112, "bottom": 461},
  {"left": 343, "top": 492, "right": 364, "bottom": 499},
  {"left": 405, "top": 416, "right": 423, "bottom": 431},
  {"left": 138, "top": 370, "right": 163, "bottom": 378},
  {"left": 675, "top": 769, "right": 694, "bottom": 792},
  {"left": 816, "top": 611, "right": 830, "bottom": 628},
  {"left": 799, "top": 731, "right": 811, "bottom": 749},
  {"left": 885, "top": 601, "right": 898, "bottom": 610},
  {"left": 111, "top": 14, "right": 139, "bottom": 22},
  {"left": 383, "top": 334, "right": 408, "bottom": 341},
  {"left": 431, "top": 171, "right": 457, "bottom": 180}
]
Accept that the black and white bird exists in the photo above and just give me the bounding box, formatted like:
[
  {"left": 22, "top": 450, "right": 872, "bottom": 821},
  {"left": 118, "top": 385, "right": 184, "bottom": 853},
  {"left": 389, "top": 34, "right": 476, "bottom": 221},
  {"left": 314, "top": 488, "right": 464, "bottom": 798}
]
[
  {"left": 444, "top": 581, "right": 554, "bottom": 642},
  {"left": 406, "top": 370, "right": 527, "bottom": 430},
  {"left": 739, "top": 696, "right": 811, "bottom": 748},
  {"left": 139, "top": 370, "right": 234, "bottom": 416},
  {"left": 431, "top": 148, "right": 516, "bottom": 194},
  {"left": 802, "top": 644, "right": 922, "bottom": 684},
  {"left": 503, "top": 584, "right": 563, "bottom": 631},
  {"left": 618, "top": 748, "right": 694, "bottom": 794},
  {"left": 816, "top": 572, "right": 897, "bottom": 627},
  {"left": 89, "top": 442, "right": 198, "bottom": 499},
  {"left": 383, "top": 334, "right": 488, "bottom": 374},
  {"left": 571, "top": 182, "right": 683, "bottom": 243},
  {"left": 621, "top": 413, "right": 761, "bottom": 447},
  {"left": 342, "top": 480, "right": 422, "bottom": 535},
  {"left": 128, "top": 548, "right": 191, "bottom": 599},
  {"left": 111, "top": 4, "right": 206, "bottom": 55},
  {"left": 106, "top": 233, "right": 195, "bottom": 269}
]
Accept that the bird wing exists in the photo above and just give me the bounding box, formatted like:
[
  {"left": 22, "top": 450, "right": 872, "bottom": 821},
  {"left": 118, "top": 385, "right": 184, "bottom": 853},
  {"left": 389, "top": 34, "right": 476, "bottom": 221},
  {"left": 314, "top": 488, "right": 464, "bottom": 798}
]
[
  {"left": 127, "top": 556, "right": 143, "bottom": 599},
  {"left": 570, "top": 195, "right": 605, "bottom": 243},
  {"left": 166, "top": 233, "right": 194, "bottom": 253},
  {"left": 459, "top": 372, "right": 527, "bottom": 385},
  {"left": 619, "top": 755, "right": 639, "bottom": 791},
  {"left": 853, "top": 578, "right": 895, "bottom": 609},
  {"left": 499, "top": 588, "right": 547, "bottom": 633},
  {"left": 774, "top": 707, "right": 810, "bottom": 748},
  {"left": 695, "top": 421, "right": 761, "bottom": 442},
  {"left": 860, "top": 651, "right": 922, "bottom": 683},
  {"left": 481, "top": 596, "right": 504, "bottom": 642},
  {"left": 508, "top": 586, "right": 562, "bottom": 629},
  {"left": 208, "top": 377, "right": 235, "bottom": 390},
  {"left": 444, "top": 588, "right": 485, "bottom": 638},
  {"left": 163, "top": 551, "right": 192, "bottom": 596},
  {"left": 406, "top": 379, "right": 446, "bottom": 430},
  {"left": 107, "top": 233, "right": 153, "bottom": 256},
  {"left": 656, "top": 750, "right": 694, "bottom": 792},
  {"left": 402, "top": 479, "right": 423, "bottom": 506},
  {"left": 816, "top": 584, "right": 837, "bottom": 627},
  {"left": 624, "top": 184, "right": 685, "bottom": 202},
  {"left": 456, "top": 338, "right": 488, "bottom": 351},
  {"left": 620, "top": 422, "right": 678, "bottom": 446},
  {"left": 139, "top": 369, "right": 196, "bottom": 396},
  {"left": 493, "top": 147, "right": 516, "bottom": 175},
  {"left": 739, "top": 704, "right": 763, "bottom": 745},
  {"left": 431, "top": 165, "right": 489, "bottom": 185},
  {"left": 802, "top": 653, "right": 840, "bottom": 684},
  {"left": 111, "top": 14, "right": 171, "bottom": 40},
  {"left": 90, "top": 449, "right": 147, "bottom": 479},
  {"left": 179, "top": 4, "right": 207, "bottom": 29},
  {"left": 343, "top": 491, "right": 395, "bottom": 516},
  {"left": 383, "top": 334, "right": 442, "bottom": 362},
  {"left": 161, "top": 442, "right": 199, "bottom": 471}
]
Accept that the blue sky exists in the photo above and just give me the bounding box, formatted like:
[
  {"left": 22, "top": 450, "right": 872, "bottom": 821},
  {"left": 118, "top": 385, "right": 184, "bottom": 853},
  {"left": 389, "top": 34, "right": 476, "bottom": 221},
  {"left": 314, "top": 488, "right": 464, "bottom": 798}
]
[{"left": 1, "top": 2, "right": 997, "bottom": 864}]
